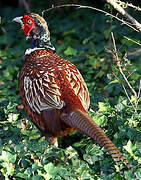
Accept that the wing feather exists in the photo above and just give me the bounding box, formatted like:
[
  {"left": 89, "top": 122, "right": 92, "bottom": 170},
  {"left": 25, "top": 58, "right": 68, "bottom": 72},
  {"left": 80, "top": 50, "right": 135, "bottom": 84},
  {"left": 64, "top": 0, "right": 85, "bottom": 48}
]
[{"left": 24, "top": 76, "right": 64, "bottom": 114}]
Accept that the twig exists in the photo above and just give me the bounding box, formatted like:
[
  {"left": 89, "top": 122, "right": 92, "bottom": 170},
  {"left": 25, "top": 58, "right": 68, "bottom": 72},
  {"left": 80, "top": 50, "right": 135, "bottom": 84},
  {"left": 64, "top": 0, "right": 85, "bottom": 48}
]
[
  {"left": 123, "top": 36, "right": 141, "bottom": 46},
  {"left": 111, "top": 32, "right": 119, "bottom": 60},
  {"left": 106, "top": 0, "right": 141, "bottom": 32},
  {"left": 110, "top": 32, "right": 141, "bottom": 113},
  {"left": 127, "top": 71, "right": 136, "bottom": 79},
  {"left": 122, "top": 83, "right": 137, "bottom": 113},
  {"left": 42, "top": 4, "right": 139, "bottom": 32},
  {"left": 111, "top": 32, "right": 137, "bottom": 98},
  {"left": 127, "top": 48, "right": 141, "bottom": 57},
  {"left": 134, "top": 78, "right": 141, "bottom": 112},
  {"left": 116, "top": 0, "right": 141, "bottom": 11},
  {"left": 113, "top": 73, "right": 137, "bottom": 113},
  {"left": 137, "top": 79, "right": 141, "bottom": 99}
]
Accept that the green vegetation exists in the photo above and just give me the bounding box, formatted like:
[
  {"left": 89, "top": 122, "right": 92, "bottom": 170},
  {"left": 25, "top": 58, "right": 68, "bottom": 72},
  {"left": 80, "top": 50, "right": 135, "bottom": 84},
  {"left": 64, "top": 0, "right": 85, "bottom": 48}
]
[{"left": 0, "top": 2, "right": 141, "bottom": 179}]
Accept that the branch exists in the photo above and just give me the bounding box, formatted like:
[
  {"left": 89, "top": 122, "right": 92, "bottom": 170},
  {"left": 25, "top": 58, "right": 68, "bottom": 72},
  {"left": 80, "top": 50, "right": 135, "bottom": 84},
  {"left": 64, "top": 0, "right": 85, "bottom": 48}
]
[
  {"left": 116, "top": 0, "right": 141, "bottom": 11},
  {"left": 137, "top": 79, "right": 141, "bottom": 99},
  {"left": 42, "top": 4, "right": 139, "bottom": 32},
  {"left": 113, "top": 73, "right": 137, "bottom": 113},
  {"left": 106, "top": 0, "right": 141, "bottom": 32},
  {"left": 111, "top": 32, "right": 137, "bottom": 98},
  {"left": 123, "top": 36, "right": 141, "bottom": 46}
]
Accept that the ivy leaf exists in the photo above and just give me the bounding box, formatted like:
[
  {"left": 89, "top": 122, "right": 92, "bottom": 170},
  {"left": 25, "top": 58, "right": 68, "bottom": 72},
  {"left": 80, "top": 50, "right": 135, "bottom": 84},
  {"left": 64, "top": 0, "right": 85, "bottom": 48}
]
[
  {"left": 6, "top": 162, "right": 15, "bottom": 176},
  {"left": 109, "top": 79, "right": 119, "bottom": 84},
  {"left": 93, "top": 114, "right": 108, "bottom": 127},
  {"left": 98, "top": 102, "right": 110, "bottom": 113},
  {"left": 15, "top": 172, "right": 29, "bottom": 179},
  {"left": 44, "top": 162, "right": 57, "bottom": 180},
  {"left": 115, "top": 103, "right": 125, "bottom": 112},
  {"left": 7, "top": 113, "right": 19, "bottom": 122},
  {"left": 32, "top": 175, "right": 43, "bottom": 180},
  {"left": 83, "top": 144, "right": 104, "bottom": 164},
  {"left": 124, "top": 140, "right": 134, "bottom": 156},
  {"left": 1, "top": 162, "right": 15, "bottom": 176},
  {"left": 0, "top": 150, "right": 17, "bottom": 163},
  {"left": 131, "top": 95, "right": 137, "bottom": 104},
  {"left": 64, "top": 46, "right": 77, "bottom": 56}
]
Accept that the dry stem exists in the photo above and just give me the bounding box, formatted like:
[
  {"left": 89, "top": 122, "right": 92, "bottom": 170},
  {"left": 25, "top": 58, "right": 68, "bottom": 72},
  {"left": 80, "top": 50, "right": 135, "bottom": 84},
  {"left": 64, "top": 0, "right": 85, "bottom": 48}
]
[
  {"left": 111, "top": 32, "right": 140, "bottom": 113},
  {"left": 123, "top": 36, "right": 141, "bottom": 46},
  {"left": 116, "top": 0, "right": 141, "bottom": 11},
  {"left": 42, "top": 4, "right": 140, "bottom": 32},
  {"left": 113, "top": 73, "right": 136, "bottom": 113},
  {"left": 107, "top": 0, "right": 141, "bottom": 31}
]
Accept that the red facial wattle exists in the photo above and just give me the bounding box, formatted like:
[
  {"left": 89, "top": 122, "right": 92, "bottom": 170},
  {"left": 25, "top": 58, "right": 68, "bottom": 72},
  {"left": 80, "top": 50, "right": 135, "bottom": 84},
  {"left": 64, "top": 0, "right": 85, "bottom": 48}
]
[{"left": 22, "top": 15, "right": 36, "bottom": 36}]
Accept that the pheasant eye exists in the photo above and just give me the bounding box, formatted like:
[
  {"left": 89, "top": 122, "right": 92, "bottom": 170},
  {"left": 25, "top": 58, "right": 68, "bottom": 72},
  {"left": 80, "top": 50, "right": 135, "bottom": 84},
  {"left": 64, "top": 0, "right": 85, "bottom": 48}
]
[{"left": 27, "top": 19, "right": 32, "bottom": 24}]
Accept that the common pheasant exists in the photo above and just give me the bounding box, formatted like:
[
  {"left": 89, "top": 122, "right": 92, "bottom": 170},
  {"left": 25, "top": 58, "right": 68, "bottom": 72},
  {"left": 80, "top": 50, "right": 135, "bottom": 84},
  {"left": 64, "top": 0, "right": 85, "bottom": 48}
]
[{"left": 13, "top": 13, "right": 130, "bottom": 170}]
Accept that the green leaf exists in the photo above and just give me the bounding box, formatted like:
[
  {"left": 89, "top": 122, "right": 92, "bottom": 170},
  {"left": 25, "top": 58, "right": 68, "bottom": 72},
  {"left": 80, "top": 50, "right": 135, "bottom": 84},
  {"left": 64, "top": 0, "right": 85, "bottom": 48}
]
[
  {"left": 124, "top": 171, "right": 135, "bottom": 180},
  {"left": 63, "top": 28, "right": 75, "bottom": 36},
  {"left": 21, "top": 129, "right": 41, "bottom": 140},
  {"left": 0, "top": 150, "right": 17, "bottom": 163},
  {"left": 32, "top": 162, "right": 42, "bottom": 172},
  {"left": 135, "top": 169, "right": 141, "bottom": 179},
  {"left": 44, "top": 162, "right": 57, "bottom": 180},
  {"left": 98, "top": 102, "right": 110, "bottom": 112},
  {"left": 115, "top": 103, "right": 125, "bottom": 112},
  {"left": 1, "top": 162, "right": 15, "bottom": 176},
  {"left": 131, "top": 95, "right": 137, "bottom": 104},
  {"left": 64, "top": 46, "right": 77, "bottom": 56},
  {"left": 65, "top": 146, "right": 78, "bottom": 158},
  {"left": 124, "top": 140, "right": 134, "bottom": 156},
  {"left": 16, "top": 172, "right": 29, "bottom": 179},
  {"left": 83, "top": 144, "right": 104, "bottom": 164},
  {"left": 24, "top": 167, "right": 33, "bottom": 175},
  {"left": 32, "top": 175, "right": 43, "bottom": 180},
  {"left": 93, "top": 114, "right": 108, "bottom": 127},
  {"left": 6, "top": 163, "right": 15, "bottom": 176},
  {"left": 7, "top": 113, "right": 19, "bottom": 122},
  {"left": 109, "top": 79, "right": 119, "bottom": 84}
]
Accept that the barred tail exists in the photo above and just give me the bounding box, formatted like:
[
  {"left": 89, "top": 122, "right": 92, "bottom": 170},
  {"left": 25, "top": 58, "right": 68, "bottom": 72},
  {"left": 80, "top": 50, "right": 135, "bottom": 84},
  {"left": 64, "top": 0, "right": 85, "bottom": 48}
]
[{"left": 61, "top": 109, "right": 130, "bottom": 170}]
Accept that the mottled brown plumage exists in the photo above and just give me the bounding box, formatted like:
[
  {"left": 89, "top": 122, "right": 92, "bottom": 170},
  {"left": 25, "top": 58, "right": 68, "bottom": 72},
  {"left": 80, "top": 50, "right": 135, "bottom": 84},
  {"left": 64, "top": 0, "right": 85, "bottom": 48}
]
[
  {"left": 19, "top": 49, "right": 89, "bottom": 140},
  {"left": 13, "top": 13, "right": 131, "bottom": 171}
]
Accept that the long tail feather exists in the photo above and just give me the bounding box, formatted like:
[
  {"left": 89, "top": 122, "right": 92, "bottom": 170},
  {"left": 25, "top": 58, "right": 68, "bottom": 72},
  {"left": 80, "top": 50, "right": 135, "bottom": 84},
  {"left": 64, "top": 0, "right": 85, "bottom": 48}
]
[{"left": 61, "top": 109, "right": 130, "bottom": 170}]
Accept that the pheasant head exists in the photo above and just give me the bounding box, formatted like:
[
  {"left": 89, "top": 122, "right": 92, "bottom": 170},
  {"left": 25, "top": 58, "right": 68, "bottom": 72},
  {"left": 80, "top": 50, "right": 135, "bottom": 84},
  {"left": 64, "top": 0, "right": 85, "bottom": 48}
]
[{"left": 13, "top": 13, "right": 54, "bottom": 51}]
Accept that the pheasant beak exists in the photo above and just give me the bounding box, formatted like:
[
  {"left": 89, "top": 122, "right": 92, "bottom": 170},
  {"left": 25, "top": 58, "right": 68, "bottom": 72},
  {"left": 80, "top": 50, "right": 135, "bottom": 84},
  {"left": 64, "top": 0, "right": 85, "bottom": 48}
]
[{"left": 12, "top": 16, "right": 23, "bottom": 26}]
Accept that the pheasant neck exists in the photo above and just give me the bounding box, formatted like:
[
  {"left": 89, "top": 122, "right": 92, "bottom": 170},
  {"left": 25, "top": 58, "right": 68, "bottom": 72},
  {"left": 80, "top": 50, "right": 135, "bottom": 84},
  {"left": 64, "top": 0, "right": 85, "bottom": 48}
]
[
  {"left": 31, "top": 33, "right": 55, "bottom": 50},
  {"left": 25, "top": 33, "right": 55, "bottom": 56}
]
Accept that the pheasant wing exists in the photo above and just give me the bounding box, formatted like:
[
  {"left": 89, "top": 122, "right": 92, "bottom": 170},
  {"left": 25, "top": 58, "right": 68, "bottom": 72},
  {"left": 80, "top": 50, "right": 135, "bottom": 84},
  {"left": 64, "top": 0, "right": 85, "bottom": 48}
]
[
  {"left": 21, "top": 52, "right": 89, "bottom": 114},
  {"left": 23, "top": 74, "right": 64, "bottom": 114}
]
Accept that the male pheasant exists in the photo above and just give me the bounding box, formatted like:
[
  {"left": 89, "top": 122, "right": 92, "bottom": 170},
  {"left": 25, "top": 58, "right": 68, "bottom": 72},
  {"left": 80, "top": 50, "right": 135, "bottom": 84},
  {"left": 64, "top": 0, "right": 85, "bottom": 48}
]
[{"left": 13, "top": 13, "right": 130, "bottom": 170}]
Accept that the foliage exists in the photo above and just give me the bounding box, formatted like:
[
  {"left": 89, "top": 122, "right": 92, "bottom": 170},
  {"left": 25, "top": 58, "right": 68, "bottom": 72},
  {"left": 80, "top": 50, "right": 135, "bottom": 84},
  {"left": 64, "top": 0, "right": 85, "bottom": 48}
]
[{"left": 0, "top": 1, "right": 141, "bottom": 179}]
